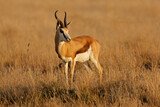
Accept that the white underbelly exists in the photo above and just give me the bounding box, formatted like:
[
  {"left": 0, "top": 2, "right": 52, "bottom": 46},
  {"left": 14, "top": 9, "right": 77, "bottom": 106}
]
[
  {"left": 60, "top": 47, "right": 92, "bottom": 63},
  {"left": 75, "top": 47, "right": 91, "bottom": 62}
]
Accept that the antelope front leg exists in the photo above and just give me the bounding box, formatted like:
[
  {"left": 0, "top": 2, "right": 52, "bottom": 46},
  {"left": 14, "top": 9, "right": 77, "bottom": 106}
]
[
  {"left": 70, "top": 59, "right": 76, "bottom": 88},
  {"left": 65, "top": 62, "right": 69, "bottom": 86}
]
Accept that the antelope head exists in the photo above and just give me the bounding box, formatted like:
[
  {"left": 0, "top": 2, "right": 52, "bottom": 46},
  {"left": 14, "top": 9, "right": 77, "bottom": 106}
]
[{"left": 55, "top": 10, "right": 71, "bottom": 42}]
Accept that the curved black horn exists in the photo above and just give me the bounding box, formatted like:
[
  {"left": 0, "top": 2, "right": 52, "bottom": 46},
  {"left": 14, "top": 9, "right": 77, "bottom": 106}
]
[
  {"left": 55, "top": 10, "right": 58, "bottom": 20},
  {"left": 64, "top": 11, "right": 71, "bottom": 27},
  {"left": 55, "top": 10, "right": 64, "bottom": 29},
  {"left": 64, "top": 11, "right": 67, "bottom": 27}
]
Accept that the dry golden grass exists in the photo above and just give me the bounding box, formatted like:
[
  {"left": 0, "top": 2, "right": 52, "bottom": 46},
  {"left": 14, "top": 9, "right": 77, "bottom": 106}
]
[{"left": 0, "top": 0, "right": 160, "bottom": 106}]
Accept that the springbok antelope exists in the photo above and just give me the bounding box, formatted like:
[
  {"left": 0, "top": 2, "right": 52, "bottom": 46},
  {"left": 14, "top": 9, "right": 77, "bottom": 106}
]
[{"left": 54, "top": 10, "right": 103, "bottom": 87}]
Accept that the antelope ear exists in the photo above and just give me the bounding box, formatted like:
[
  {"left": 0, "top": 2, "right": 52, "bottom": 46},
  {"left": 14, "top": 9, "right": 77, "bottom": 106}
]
[{"left": 67, "top": 21, "right": 71, "bottom": 26}]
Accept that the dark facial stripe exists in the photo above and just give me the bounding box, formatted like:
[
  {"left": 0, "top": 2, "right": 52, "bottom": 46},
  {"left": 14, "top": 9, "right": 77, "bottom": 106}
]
[
  {"left": 60, "top": 29, "right": 70, "bottom": 42},
  {"left": 62, "top": 32, "right": 68, "bottom": 40},
  {"left": 60, "top": 29, "right": 63, "bottom": 33}
]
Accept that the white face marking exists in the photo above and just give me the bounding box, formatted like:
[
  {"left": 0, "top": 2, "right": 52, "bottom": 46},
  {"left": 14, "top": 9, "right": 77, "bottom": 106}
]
[
  {"left": 75, "top": 47, "right": 92, "bottom": 62},
  {"left": 58, "top": 28, "right": 71, "bottom": 42}
]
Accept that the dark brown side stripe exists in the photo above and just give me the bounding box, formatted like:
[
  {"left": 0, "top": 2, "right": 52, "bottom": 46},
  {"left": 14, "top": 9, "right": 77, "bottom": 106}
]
[{"left": 76, "top": 42, "right": 90, "bottom": 54}]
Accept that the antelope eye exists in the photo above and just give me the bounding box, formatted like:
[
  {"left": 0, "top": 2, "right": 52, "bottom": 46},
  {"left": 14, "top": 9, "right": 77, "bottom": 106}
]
[{"left": 60, "top": 29, "right": 63, "bottom": 33}]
